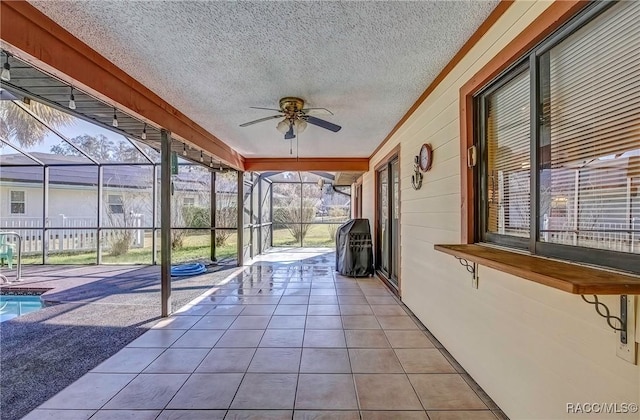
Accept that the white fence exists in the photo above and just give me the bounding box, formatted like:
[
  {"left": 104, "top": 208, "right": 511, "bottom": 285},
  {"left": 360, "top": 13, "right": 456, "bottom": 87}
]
[
  {"left": 542, "top": 216, "right": 638, "bottom": 253},
  {"left": 1, "top": 216, "right": 145, "bottom": 254}
]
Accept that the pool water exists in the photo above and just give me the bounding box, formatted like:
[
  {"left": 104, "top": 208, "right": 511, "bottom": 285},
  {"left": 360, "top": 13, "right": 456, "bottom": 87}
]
[{"left": 0, "top": 295, "right": 43, "bottom": 322}]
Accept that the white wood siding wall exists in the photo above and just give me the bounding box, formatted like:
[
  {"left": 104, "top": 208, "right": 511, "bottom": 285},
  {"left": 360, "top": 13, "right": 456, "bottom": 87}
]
[{"left": 363, "top": 1, "right": 640, "bottom": 418}]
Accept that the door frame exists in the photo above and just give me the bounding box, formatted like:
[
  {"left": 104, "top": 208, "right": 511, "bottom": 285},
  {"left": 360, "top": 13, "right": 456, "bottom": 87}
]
[{"left": 374, "top": 145, "right": 401, "bottom": 296}]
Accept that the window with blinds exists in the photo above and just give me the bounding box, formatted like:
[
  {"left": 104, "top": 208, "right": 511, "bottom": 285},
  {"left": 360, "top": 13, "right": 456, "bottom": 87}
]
[
  {"left": 539, "top": 0, "right": 640, "bottom": 254},
  {"left": 485, "top": 70, "right": 530, "bottom": 239},
  {"left": 476, "top": 0, "right": 640, "bottom": 272}
]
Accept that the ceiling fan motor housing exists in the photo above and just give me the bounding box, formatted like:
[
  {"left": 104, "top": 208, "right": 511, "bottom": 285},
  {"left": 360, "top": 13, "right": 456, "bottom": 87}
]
[{"left": 279, "top": 97, "right": 305, "bottom": 117}]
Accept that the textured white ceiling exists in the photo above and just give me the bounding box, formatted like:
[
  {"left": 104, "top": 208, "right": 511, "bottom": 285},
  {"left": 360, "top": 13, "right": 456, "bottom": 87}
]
[{"left": 29, "top": 0, "right": 498, "bottom": 158}]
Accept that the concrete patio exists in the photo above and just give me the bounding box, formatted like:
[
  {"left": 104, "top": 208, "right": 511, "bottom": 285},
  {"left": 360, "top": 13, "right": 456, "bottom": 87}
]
[
  {"left": 19, "top": 249, "right": 506, "bottom": 420},
  {"left": 0, "top": 262, "right": 239, "bottom": 420}
]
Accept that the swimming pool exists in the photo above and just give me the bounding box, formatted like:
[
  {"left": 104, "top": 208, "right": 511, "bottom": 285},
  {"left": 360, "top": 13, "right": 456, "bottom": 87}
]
[{"left": 0, "top": 295, "right": 43, "bottom": 322}]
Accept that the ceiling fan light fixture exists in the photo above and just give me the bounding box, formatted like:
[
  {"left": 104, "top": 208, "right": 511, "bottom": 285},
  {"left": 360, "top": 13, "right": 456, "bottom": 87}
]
[
  {"left": 284, "top": 123, "right": 296, "bottom": 140},
  {"left": 276, "top": 119, "right": 290, "bottom": 134},
  {"left": 294, "top": 118, "right": 307, "bottom": 134}
]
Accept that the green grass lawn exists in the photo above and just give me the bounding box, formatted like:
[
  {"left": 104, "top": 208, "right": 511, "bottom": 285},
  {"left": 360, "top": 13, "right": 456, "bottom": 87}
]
[
  {"left": 17, "top": 224, "right": 338, "bottom": 265},
  {"left": 272, "top": 223, "right": 339, "bottom": 247},
  {"left": 20, "top": 232, "right": 238, "bottom": 265}
]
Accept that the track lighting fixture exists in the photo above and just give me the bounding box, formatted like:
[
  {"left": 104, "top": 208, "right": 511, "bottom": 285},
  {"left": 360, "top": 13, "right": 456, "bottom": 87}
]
[
  {"left": 200, "top": 151, "right": 204, "bottom": 162},
  {"left": 68, "top": 87, "right": 76, "bottom": 110},
  {"left": 182, "top": 144, "right": 187, "bottom": 156},
  {"left": 112, "top": 108, "right": 118, "bottom": 127},
  {"left": 141, "top": 124, "right": 147, "bottom": 140},
  {"left": 1, "top": 53, "right": 10, "bottom": 82},
  {"left": 209, "top": 157, "right": 214, "bottom": 168}
]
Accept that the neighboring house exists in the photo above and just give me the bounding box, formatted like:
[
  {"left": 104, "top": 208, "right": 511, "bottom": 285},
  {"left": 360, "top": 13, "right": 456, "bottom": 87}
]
[{"left": 0, "top": 152, "right": 235, "bottom": 254}]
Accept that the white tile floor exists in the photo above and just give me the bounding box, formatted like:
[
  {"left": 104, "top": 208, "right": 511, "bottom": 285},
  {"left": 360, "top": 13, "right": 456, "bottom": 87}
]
[{"left": 23, "top": 249, "right": 506, "bottom": 420}]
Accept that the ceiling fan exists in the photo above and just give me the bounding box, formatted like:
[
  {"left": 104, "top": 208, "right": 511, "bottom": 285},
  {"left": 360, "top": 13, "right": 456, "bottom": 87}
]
[{"left": 239, "top": 97, "right": 341, "bottom": 139}]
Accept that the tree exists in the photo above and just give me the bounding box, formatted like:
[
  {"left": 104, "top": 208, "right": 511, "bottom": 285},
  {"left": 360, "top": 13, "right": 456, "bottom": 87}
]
[
  {"left": 102, "top": 167, "right": 154, "bottom": 256},
  {"left": 272, "top": 183, "right": 319, "bottom": 243},
  {"left": 215, "top": 171, "right": 238, "bottom": 247},
  {"left": 0, "top": 100, "right": 73, "bottom": 147},
  {"left": 51, "top": 134, "right": 113, "bottom": 159},
  {"left": 51, "top": 133, "right": 148, "bottom": 163}
]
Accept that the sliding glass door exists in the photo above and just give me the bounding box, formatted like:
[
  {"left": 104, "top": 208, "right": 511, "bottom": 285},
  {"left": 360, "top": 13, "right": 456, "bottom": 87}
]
[{"left": 376, "top": 156, "right": 399, "bottom": 289}]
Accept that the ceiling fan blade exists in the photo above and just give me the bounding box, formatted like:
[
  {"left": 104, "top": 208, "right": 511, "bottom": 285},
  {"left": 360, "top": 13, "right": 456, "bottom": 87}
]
[
  {"left": 250, "top": 106, "right": 283, "bottom": 112},
  {"left": 304, "top": 115, "right": 342, "bottom": 132},
  {"left": 239, "top": 115, "right": 283, "bottom": 127},
  {"left": 302, "top": 107, "right": 334, "bottom": 116}
]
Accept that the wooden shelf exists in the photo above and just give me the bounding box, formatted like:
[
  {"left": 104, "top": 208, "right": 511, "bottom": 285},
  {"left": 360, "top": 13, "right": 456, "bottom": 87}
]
[{"left": 434, "top": 244, "right": 640, "bottom": 295}]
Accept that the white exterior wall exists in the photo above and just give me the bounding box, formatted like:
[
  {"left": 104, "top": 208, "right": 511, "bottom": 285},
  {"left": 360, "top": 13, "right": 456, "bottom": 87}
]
[
  {"left": 363, "top": 1, "right": 640, "bottom": 419},
  {"left": 0, "top": 183, "right": 161, "bottom": 228},
  {"left": 1, "top": 183, "right": 44, "bottom": 225},
  {"left": 49, "top": 186, "right": 99, "bottom": 226}
]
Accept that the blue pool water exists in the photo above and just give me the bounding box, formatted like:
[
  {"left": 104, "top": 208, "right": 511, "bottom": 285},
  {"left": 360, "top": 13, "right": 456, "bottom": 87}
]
[{"left": 0, "top": 295, "right": 43, "bottom": 322}]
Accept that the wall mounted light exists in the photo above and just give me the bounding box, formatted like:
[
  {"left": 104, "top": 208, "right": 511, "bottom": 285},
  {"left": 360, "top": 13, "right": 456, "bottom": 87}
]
[
  {"left": 68, "top": 87, "right": 76, "bottom": 110},
  {"left": 182, "top": 143, "right": 187, "bottom": 156},
  {"left": 209, "top": 157, "right": 214, "bottom": 168},
  {"left": 141, "top": 123, "right": 147, "bottom": 140},
  {"left": 112, "top": 108, "right": 118, "bottom": 127},
  {"left": 1, "top": 53, "right": 10, "bottom": 82},
  {"left": 200, "top": 151, "right": 204, "bottom": 162}
]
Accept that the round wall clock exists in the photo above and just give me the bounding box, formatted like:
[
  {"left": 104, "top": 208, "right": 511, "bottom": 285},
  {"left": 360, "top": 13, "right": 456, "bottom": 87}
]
[{"left": 419, "top": 143, "right": 433, "bottom": 172}]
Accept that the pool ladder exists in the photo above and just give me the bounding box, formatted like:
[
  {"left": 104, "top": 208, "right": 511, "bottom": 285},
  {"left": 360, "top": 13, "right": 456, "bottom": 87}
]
[{"left": 0, "top": 232, "right": 23, "bottom": 283}]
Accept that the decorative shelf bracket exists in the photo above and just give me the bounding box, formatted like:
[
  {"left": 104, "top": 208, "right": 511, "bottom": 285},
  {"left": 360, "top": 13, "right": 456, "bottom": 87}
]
[
  {"left": 456, "top": 257, "right": 478, "bottom": 289},
  {"left": 581, "top": 294, "right": 627, "bottom": 344}
]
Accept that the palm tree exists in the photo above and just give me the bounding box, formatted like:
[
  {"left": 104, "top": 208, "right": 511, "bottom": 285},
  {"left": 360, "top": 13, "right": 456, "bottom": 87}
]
[{"left": 0, "top": 100, "right": 73, "bottom": 147}]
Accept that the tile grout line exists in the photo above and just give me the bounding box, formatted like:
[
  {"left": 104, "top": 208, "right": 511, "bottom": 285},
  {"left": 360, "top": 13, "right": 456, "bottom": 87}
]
[{"left": 291, "top": 275, "right": 310, "bottom": 415}]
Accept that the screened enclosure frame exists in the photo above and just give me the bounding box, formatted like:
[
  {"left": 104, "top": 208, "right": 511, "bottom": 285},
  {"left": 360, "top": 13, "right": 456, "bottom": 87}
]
[
  {"left": 0, "top": 99, "right": 240, "bottom": 265},
  {"left": 264, "top": 171, "right": 352, "bottom": 249}
]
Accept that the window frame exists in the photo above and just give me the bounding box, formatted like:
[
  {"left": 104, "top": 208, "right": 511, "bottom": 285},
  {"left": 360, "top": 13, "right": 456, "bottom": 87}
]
[
  {"left": 107, "top": 194, "right": 124, "bottom": 214},
  {"left": 9, "top": 190, "right": 26, "bottom": 215},
  {"left": 473, "top": 0, "right": 639, "bottom": 274},
  {"left": 476, "top": 61, "right": 531, "bottom": 251}
]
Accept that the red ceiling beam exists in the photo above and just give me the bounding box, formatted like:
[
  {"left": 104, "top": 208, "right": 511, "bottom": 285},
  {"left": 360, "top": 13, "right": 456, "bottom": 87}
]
[
  {"left": 244, "top": 158, "right": 369, "bottom": 172},
  {"left": 0, "top": 0, "right": 245, "bottom": 170}
]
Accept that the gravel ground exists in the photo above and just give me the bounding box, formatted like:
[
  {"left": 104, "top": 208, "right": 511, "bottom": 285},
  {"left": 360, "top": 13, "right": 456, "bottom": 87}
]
[{"left": 0, "top": 264, "right": 239, "bottom": 420}]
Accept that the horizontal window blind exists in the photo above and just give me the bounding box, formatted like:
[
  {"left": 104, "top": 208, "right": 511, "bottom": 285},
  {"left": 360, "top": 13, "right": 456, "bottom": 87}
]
[
  {"left": 540, "top": 1, "right": 640, "bottom": 254},
  {"left": 486, "top": 70, "right": 530, "bottom": 238}
]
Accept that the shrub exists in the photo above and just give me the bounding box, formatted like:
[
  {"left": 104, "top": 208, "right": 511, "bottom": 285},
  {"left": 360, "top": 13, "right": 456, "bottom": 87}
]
[
  {"left": 109, "top": 230, "right": 134, "bottom": 256},
  {"left": 215, "top": 206, "right": 237, "bottom": 247},
  {"left": 273, "top": 198, "right": 317, "bottom": 242},
  {"left": 182, "top": 206, "right": 210, "bottom": 228}
]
